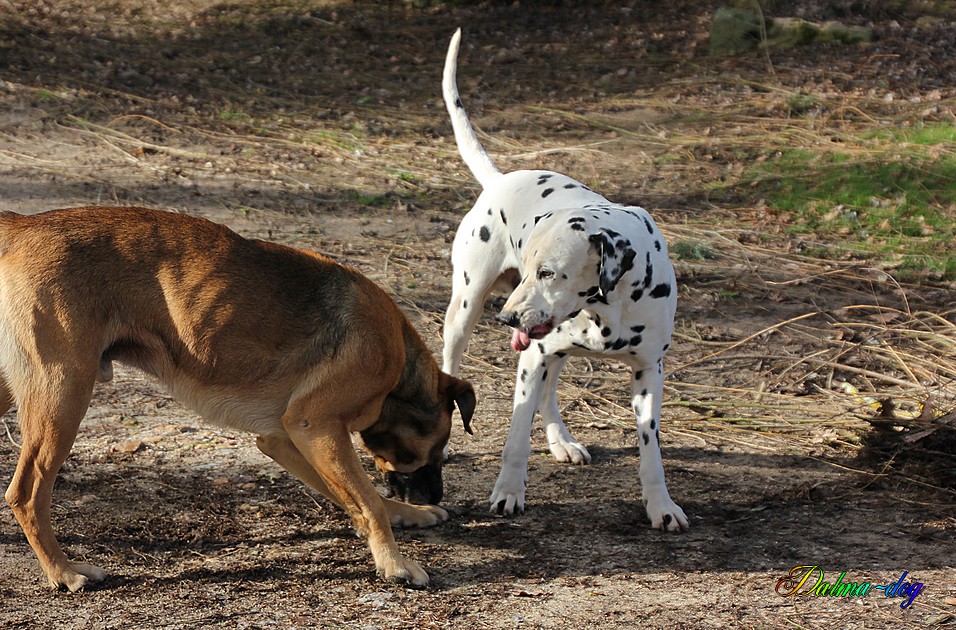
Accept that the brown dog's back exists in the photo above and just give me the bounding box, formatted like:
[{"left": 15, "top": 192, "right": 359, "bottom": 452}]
[{"left": 0, "top": 207, "right": 400, "bottom": 433}]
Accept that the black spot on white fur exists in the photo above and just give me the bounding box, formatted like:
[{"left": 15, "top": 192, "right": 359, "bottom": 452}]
[
  {"left": 541, "top": 188, "right": 554, "bottom": 198},
  {"left": 650, "top": 283, "right": 671, "bottom": 299},
  {"left": 606, "top": 338, "right": 628, "bottom": 351},
  {"left": 500, "top": 209, "right": 508, "bottom": 225},
  {"left": 479, "top": 226, "right": 491, "bottom": 242}
]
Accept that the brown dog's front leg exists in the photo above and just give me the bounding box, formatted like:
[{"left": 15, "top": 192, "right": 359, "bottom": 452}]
[
  {"left": 256, "top": 435, "right": 448, "bottom": 528},
  {"left": 278, "top": 415, "right": 431, "bottom": 587}
]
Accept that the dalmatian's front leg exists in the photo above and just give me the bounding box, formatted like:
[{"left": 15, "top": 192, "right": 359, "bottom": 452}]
[
  {"left": 489, "top": 345, "right": 558, "bottom": 515},
  {"left": 537, "top": 354, "right": 591, "bottom": 464},
  {"left": 632, "top": 363, "right": 688, "bottom": 531}
]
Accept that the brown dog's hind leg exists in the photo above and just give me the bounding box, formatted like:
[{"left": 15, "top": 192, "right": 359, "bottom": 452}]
[
  {"left": 256, "top": 435, "right": 448, "bottom": 529},
  {"left": 4, "top": 375, "right": 105, "bottom": 592},
  {"left": 0, "top": 378, "right": 13, "bottom": 417}
]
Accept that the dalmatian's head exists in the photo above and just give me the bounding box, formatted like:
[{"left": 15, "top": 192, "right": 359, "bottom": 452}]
[{"left": 496, "top": 215, "right": 637, "bottom": 351}]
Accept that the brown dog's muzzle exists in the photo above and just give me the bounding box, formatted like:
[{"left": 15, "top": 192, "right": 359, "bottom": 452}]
[{"left": 385, "top": 462, "right": 443, "bottom": 505}]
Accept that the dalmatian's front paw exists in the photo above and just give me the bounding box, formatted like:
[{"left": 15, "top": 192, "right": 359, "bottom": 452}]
[
  {"left": 642, "top": 490, "right": 689, "bottom": 532},
  {"left": 489, "top": 465, "right": 527, "bottom": 516},
  {"left": 548, "top": 435, "right": 591, "bottom": 465}
]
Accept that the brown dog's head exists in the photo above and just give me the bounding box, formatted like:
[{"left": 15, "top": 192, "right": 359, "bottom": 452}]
[{"left": 359, "top": 370, "right": 475, "bottom": 505}]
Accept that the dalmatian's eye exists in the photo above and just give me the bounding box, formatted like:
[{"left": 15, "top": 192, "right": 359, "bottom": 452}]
[{"left": 537, "top": 268, "right": 555, "bottom": 280}]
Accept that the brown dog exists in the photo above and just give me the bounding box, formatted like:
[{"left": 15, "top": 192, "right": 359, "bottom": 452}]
[{"left": 0, "top": 206, "right": 475, "bottom": 591}]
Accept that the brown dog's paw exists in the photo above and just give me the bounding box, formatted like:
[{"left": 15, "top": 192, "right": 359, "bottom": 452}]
[
  {"left": 50, "top": 562, "right": 107, "bottom": 592},
  {"left": 384, "top": 498, "right": 449, "bottom": 529},
  {"left": 377, "top": 557, "right": 429, "bottom": 588}
]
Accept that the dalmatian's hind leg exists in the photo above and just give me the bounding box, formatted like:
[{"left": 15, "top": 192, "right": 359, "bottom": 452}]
[
  {"left": 537, "top": 355, "right": 591, "bottom": 464},
  {"left": 631, "top": 363, "right": 688, "bottom": 532}
]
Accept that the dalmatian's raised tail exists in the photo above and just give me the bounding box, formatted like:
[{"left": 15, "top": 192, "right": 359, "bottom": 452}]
[{"left": 443, "top": 28, "right": 502, "bottom": 189}]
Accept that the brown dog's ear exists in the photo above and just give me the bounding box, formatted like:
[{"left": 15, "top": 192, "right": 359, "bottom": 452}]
[{"left": 445, "top": 375, "right": 476, "bottom": 435}]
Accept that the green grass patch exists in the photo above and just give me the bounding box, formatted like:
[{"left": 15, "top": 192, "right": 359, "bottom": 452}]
[
  {"left": 743, "top": 123, "right": 956, "bottom": 280},
  {"left": 671, "top": 240, "right": 718, "bottom": 261},
  {"left": 863, "top": 122, "right": 956, "bottom": 145},
  {"left": 218, "top": 108, "right": 250, "bottom": 122},
  {"left": 346, "top": 190, "right": 392, "bottom": 208}
]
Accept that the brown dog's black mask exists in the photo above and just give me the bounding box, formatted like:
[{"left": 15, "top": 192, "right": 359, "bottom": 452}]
[
  {"left": 361, "top": 373, "right": 476, "bottom": 506},
  {"left": 385, "top": 464, "right": 443, "bottom": 505}
]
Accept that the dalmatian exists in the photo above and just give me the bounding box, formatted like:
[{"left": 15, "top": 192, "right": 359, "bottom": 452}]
[{"left": 440, "top": 29, "right": 688, "bottom": 531}]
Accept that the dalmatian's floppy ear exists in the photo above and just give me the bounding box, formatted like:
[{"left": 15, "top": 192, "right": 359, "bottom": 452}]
[{"left": 589, "top": 230, "right": 637, "bottom": 297}]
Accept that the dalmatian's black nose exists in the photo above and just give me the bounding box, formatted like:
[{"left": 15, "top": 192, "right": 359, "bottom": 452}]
[{"left": 496, "top": 311, "right": 520, "bottom": 327}]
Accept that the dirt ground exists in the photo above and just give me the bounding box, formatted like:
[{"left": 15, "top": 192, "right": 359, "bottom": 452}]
[{"left": 0, "top": 1, "right": 954, "bottom": 628}]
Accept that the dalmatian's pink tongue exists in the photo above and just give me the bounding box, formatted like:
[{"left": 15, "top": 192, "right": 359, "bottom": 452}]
[{"left": 511, "top": 328, "right": 532, "bottom": 352}]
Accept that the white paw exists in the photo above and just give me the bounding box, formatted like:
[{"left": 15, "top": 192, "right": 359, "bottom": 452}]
[
  {"left": 548, "top": 437, "right": 591, "bottom": 464},
  {"left": 488, "top": 466, "right": 527, "bottom": 516},
  {"left": 642, "top": 491, "right": 689, "bottom": 532},
  {"left": 442, "top": 442, "right": 450, "bottom": 461}
]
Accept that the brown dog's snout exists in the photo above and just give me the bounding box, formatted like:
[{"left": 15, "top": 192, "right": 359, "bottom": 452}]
[{"left": 385, "top": 463, "right": 443, "bottom": 505}]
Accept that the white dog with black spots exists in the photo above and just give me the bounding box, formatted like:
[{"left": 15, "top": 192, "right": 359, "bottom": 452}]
[{"left": 440, "top": 29, "right": 688, "bottom": 531}]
